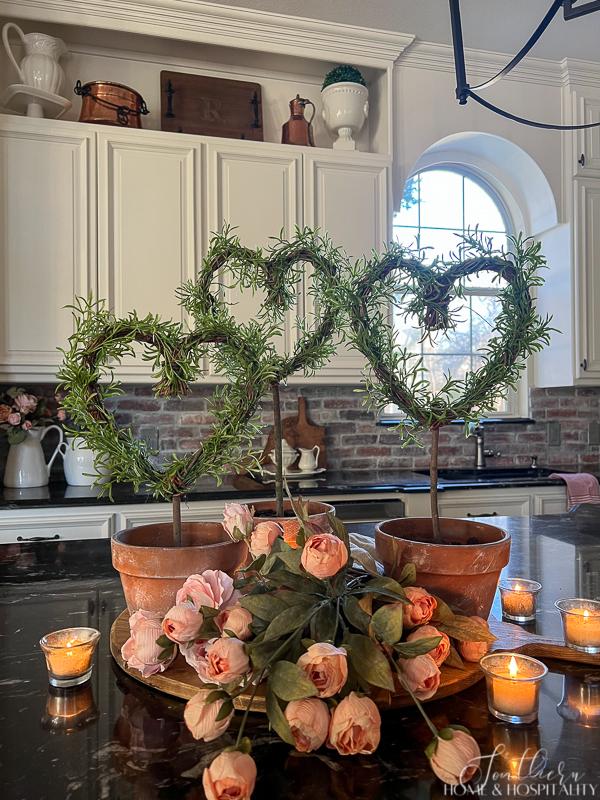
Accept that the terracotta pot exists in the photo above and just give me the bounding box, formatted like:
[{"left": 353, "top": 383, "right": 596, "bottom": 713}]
[
  {"left": 111, "top": 522, "right": 247, "bottom": 615},
  {"left": 251, "top": 499, "right": 335, "bottom": 544},
  {"left": 375, "top": 517, "right": 510, "bottom": 618}
]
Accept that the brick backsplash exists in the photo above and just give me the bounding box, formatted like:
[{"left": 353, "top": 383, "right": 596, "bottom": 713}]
[{"left": 1, "top": 384, "right": 599, "bottom": 477}]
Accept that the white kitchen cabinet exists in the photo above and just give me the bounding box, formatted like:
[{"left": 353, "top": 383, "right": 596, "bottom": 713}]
[
  {"left": 0, "top": 508, "right": 114, "bottom": 543},
  {"left": 97, "top": 128, "right": 202, "bottom": 379},
  {"left": 0, "top": 117, "right": 95, "bottom": 382},
  {"left": 573, "top": 89, "right": 600, "bottom": 175},
  {"left": 206, "top": 141, "right": 302, "bottom": 365},
  {"left": 573, "top": 178, "right": 600, "bottom": 382},
  {"left": 401, "top": 486, "right": 567, "bottom": 519},
  {"left": 303, "top": 152, "right": 390, "bottom": 379}
]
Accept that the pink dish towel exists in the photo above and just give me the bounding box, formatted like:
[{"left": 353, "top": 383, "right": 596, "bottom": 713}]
[{"left": 548, "top": 472, "right": 600, "bottom": 510}]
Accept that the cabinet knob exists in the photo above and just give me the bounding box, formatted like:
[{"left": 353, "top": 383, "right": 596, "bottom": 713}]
[
  {"left": 578, "top": 154, "right": 586, "bottom": 167},
  {"left": 466, "top": 512, "right": 498, "bottom": 517},
  {"left": 581, "top": 358, "right": 588, "bottom": 371}
]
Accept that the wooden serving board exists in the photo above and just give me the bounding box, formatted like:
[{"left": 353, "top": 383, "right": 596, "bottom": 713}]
[
  {"left": 261, "top": 396, "right": 327, "bottom": 469},
  {"left": 111, "top": 612, "right": 600, "bottom": 711}
]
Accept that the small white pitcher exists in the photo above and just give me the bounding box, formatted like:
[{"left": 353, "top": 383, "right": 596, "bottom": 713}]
[
  {"left": 3, "top": 425, "right": 63, "bottom": 488},
  {"left": 298, "top": 445, "right": 320, "bottom": 472},
  {"left": 59, "top": 436, "right": 109, "bottom": 486}
]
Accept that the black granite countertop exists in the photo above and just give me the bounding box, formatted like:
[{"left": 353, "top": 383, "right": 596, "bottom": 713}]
[
  {"left": 1, "top": 513, "right": 600, "bottom": 799},
  {"left": 0, "top": 466, "right": 570, "bottom": 511}
]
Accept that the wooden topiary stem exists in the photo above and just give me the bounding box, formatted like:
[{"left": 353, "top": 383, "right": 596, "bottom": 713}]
[
  {"left": 172, "top": 493, "right": 182, "bottom": 547},
  {"left": 430, "top": 427, "right": 441, "bottom": 543},
  {"left": 271, "top": 382, "right": 285, "bottom": 518}
]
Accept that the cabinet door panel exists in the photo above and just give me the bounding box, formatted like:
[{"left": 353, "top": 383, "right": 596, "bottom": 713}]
[
  {"left": 437, "top": 493, "right": 532, "bottom": 518},
  {"left": 575, "top": 180, "right": 600, "bottom": 380},
  {"left": 0, "top": 119, "right": 94, "bottom": 379},
  {"left": 98, "top": 131, "right": 200, "bottom": 378},
  {"left": 577, "top": 93, "right": 600, "bottom": 174},
  {"left": 206, "top": 143, "right": 301, "bottom": 364},
  {"left": 304, "top": 154, "right": 389, "bottom": 379}
]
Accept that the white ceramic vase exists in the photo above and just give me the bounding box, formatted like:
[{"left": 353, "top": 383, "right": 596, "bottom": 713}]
[
  {"left": 321, "top": 82, "right": 369, "bottom": 151},
  {"left": 59, "top": 436, "right": 109, "bottom": 486},
  {"left": 2, "top": 23, "right": 67, "bottom": 116},
  {"left": 3, "top": 425, "right": 63, "bottom": 488}
]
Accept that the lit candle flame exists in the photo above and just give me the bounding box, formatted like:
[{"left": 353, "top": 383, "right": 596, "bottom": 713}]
[
  {"left": 509, "top": 655, "right": 519, "bottom": 678},
  {"left": 514, "top": 583, "right": 523, "bottom": 592},
  {"left": 584, "top": 610, "right": 590, "bottom": 620}
]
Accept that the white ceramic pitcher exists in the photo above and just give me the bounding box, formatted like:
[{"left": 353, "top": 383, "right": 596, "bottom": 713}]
[
  {"left": 2, "top": 23, "right": 67, "bottom": 97},
  {"left": 59, "top": 435, "right": 109, "bottom": 486},
  {"left": 3, "top": 425, "right": 63, "bottom": 488},
  {"left": 298, "top": 445, "right": 320, "bottom": 472}
]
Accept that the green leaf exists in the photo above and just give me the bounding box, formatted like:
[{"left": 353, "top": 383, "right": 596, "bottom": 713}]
[
  {"left": 445, "top": 644, "right": 466, "bottom": 670},
  {"left": 205, "top": 690, "right": 229, "bottom": 704},
  {"left": 263, "top": 605, "right": 315, "bottom": 642},
  {"left": 431, "top": 596, "right": 455, "bottom": 624},
  {"left": 275, "top": 548, "right": 303, "bottom": 575},
  {"left": 155, "top": 634, "right": 172, "bottom": 649},
  {"left": 239, "top": 554, "right": 266, "bottom": 573},
  {"left": 371, "top": 603, "right": 404, "bottom": 644},
  {"left": 277, "top": 590, "right": 316, "bottom": 607},
  {"left": 247, "top": 639, "right": 282, "bottom": 670},
  {"left": 266, "top": 688, "right": 295, "bottom": 745},
  {"left": 363, "top": 576, "right": 407, "bottom": 602},
  {"left": 345, "top": 633, "right": 394, "bottom": 692},
  {"left": 327, "top": 512, "right": 351, "bottom": 554},
  {"left": 394, "top": 635, "right": 442, "bottom": 658},
  {"left": 310, "top": 602, "right": 338, "bottom": 642},
  {"left": 239, "top": 593, "right": 288, "bottom": 621},
  {"left": 438, "top": 616, "right": 496, "bottom": 643},
  {"left": 343, "top": 595, "right": 370, "bottom": 633},
  {"left": 267, "top": 569, "right": 323, "bottom": 594},
  {"left": 200, "top": 605, "right": 219, "bottom": 619},
  {"left": 396, "top": 563, "right": 416, "bottom": 587},
  {"left": 269, "top": 661, "right": 319, "bottom": 701},
  {"left": 215, "top": 699, "right": 234, "bottom": 721}
]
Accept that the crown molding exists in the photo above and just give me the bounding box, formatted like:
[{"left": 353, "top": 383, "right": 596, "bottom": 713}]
[
  {"left": 399, "top": 40, "right": 564, "bottom": 87},
  {"left": 0, "top": 0, "right": 414, "bottom": 68},
  {"left": 561, "top": 57, "right": 600, "bottom": 88}
]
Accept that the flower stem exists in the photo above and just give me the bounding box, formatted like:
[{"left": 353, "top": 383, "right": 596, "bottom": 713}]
[{"left": 391, "top": 657, "right": 439, "bottom": 739}]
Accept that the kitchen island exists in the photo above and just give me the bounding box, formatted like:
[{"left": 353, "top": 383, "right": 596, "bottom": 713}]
[{"left": 1, "top": 513, "right": 599, "bottom": 799}]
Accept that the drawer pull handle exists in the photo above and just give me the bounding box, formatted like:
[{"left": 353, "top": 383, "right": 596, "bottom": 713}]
[
  {"left": 466, "top": 512, "right": 498, "bottom": 517},
  {"left": 578, "top": 153, "right": 586, "bottom": 167},
  {"left": 16, "top": 534, "right": 61, "bottom": 542}
]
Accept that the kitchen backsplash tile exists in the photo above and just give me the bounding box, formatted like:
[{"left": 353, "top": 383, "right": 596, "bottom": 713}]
[{"left": 0, "top": 384, "right": 598, "bottom": 478}]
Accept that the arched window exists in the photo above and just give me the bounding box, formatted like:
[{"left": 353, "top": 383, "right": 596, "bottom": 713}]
[{"left": 392, "top": 167, "right": 519, "bottom": 415}]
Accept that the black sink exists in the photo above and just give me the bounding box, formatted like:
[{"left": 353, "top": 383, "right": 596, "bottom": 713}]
[{"left": 413, "top": 467, "right": 561, "bottom": 482}]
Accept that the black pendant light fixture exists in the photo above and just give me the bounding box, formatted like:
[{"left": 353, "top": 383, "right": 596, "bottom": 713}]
[{"left": 449, "top": 0, "right": 600, "bottom": 130}]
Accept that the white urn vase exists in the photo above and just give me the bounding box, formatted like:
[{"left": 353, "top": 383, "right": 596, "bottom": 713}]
[
  {"left": 3, "top": 425, "right": 63, "bottom": 488},
  {"left": 59, "top": 436, "right": 110, "bottom": 486},
  {"left": 321, "top": 82, "right": 369, "bottom": 151}
]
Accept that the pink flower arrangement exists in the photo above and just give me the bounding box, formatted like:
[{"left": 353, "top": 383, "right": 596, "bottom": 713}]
[
  {"left": 119, "top": 507, "right": 496, "bottom": 799},
  {"left": 0, "top": 386, "right": 63, "bottom": 445}
]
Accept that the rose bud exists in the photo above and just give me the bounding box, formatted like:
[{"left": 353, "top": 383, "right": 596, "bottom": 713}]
[
  {"left": 193, "top": 637, "right": 250, "bottom": 685},
  {"left": 297, "top": 642, "right": 348, "bottom": 698},
  {"left": 203, "top": 751, "right": 257, "bottom": 800},
  {"left": 216, "top": 603, "right": 253, "bottom": 641},
  {"left": 176, "top": 570, "right": 236, "bottom": 610},
  {"left": 14, "top": 393, "right": 37, "bottom": 414},
  {"left": 428, "top": 728, "right": 481, "bottom": 786},
  {"left": 162, "top": 602, "right": 202, "bottom": 645},
  {"left": 121, "top": 609, "right": 175, "bottom": 678},
  {"left": 184, "top": 688, "right": 233, "bottom": 742},
  {"left": 249, "top": 521, "right": 282, "bottom": 557},
  {"left": 0, "top": 404, "right": 12, "bottom": 423},
  {"left": 402, "top": 587, "right": 437, "bottom": 629},
  {"left": 300, "top": 533, "right": 348, "bottom": 579},
  {"left": 328, "top": 692, "right": 381, "bottom": 755},
  {"left": 458, "top": 616, "right": 491, "bottom": 663},
  {"left": 22, "top": 420, "right": 32, "bottom": 431},
  {"left": 222, "top": 503, "right": 254, "bottom": 540},
  {"left": 398, "top": 653, "right": 441, "bottom": 700},
  {"left": 7, "top": 412, "right": 20, "bottom": 426},
  {"left": 284, "top": 697, "right": 330, "bottom": 753},
  {"left": 406, "top": 624, "right": 450, "bottom": 667}
]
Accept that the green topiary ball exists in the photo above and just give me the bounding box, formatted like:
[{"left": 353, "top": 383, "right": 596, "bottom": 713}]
[{"left": 322, "top": 64, "right": 367, "bottom": 90}]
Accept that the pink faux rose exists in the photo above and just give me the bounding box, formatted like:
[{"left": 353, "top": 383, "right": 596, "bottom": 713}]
[
  {"left": 300, "top": 533, "right": 348, "bottom": 579},
  {"left": 14, "top": 393, "right": 37, "bottom": 414},
  {"left": 162, "top": 601, "right": 202, "bottom": 644},
  {"left": 407, "top": 624, "right": 450, "bottom": 667},
  {"left": 203, "top": 751, "right": 256, "bottom": 800},
  {"left": 191, "top": 636, "right": 250, "bottom": 685},
  {"left": 402, "top": 586, "right": 437, "bottom": 629},
  {"left": 297, "top": 642, "right": 348, "bottom": 698},
  {"left": 121, "top": 609, "right": 175, "bottom": 678},
  {"left": 328, "top": 692, "right": 381, "bottom": 755},
  {"left": 216, "top": 602, "right": 253, "bottom": 641},
  {"left": 176, "top": 570, "right": 235, "bottom": 610},
  {"left": 184, "top": 688, "right": 233, "bottom": 742},
  {"left": 458, "top": 617, "right": 491, "bottom": 663},
  {"left": 428, "top": 729, "right": 481, "bottom": 786},
  {"left": 0, "top": 404, "right": 11, "bottom": 423},
  {"left": 284, "top": 697, "right": 330, "bottom": 753},
  {"left": 21, "top": 420, "right": 32, "bottom": 431},
  {"left": 249, "top": 521, "right": 282, "bottom": 557},
  {"left": 398, "top": 653, "right": 441, "bottom": 700},
  {"left": 222, "top": 503, "right": 254, "bottom": 540},
  {"left": 7, "top": 412, "right": 20, "bottom": 426}
]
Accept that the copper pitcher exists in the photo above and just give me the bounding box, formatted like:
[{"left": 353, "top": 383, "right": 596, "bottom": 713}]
[{"left": 282, "top": 94, "right": 315, "bottom": 146}]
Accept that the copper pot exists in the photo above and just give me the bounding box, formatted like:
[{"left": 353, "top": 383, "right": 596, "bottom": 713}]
[{"left": 74, "top": 80, "right": 149, "bottom": 127}]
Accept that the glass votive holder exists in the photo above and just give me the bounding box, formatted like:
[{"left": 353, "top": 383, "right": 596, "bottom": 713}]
[
  {"left": 557, "top": 673, "right": 600, "bottom": 727},
  {"left": 40, "top": 627, "right": 101, "bottom": 687},
  {"left": 499, "top": 578, "right": 542, "bottom": 623},
  {"left": 555, "top": 599, "right": 600, "bottom": 654},
  {"left": 480, "top": 653, "right": 548, "bottom": 725}
]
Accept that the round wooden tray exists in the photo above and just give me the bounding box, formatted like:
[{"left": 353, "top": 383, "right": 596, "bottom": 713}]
[{"left": 110, "top": 610, "right": 484, "bottom": 710}]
